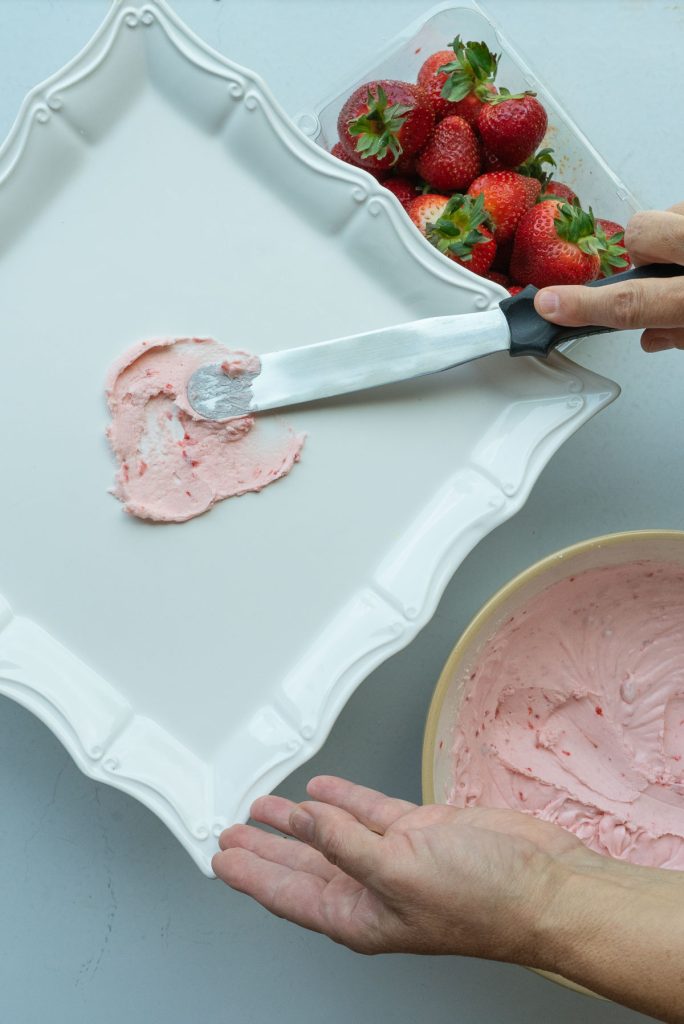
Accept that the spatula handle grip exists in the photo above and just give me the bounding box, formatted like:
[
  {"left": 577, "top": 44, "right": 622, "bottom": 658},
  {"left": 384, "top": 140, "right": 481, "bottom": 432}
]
[{"left": 501, "top": 263, "right": 684, "bottom": 358}]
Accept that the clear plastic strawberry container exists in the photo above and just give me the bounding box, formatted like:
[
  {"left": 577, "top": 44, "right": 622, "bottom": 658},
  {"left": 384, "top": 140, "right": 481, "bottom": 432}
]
[{"left": 296, "top": 0, "right": 640, "bottom": 237}]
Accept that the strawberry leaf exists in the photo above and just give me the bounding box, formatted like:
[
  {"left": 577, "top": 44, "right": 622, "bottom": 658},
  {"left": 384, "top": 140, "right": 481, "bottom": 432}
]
[
  {"left": 554, "top": 201, "right": 601, "bottom": 254},
  {"left": 464, "top": 40, "right": 499, "bottom": 81},
  {"left": 517, "top": 147, "right": 557, "bottom": 188},
  {"left": 438, "top": 35, "right": 500, "bottom": 103},
  {"left": 439, "top": 71, "right": 474, "bottom": 103}
]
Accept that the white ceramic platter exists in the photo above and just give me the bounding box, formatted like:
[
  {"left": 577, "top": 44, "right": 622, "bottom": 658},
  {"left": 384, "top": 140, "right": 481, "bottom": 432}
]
[{"left": 0, "top": 0, "right": 618, "bottom": 875}]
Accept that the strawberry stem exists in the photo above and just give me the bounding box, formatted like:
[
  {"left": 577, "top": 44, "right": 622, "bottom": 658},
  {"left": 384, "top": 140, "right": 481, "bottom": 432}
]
[{"left": 348, "top": 86, "right": 412, "bottom": 163}]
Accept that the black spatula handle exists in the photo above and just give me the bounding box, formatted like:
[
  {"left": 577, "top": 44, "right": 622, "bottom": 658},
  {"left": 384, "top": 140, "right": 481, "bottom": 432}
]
[{"left": 500, "top": 263, "right": 684, "bottom": 358}]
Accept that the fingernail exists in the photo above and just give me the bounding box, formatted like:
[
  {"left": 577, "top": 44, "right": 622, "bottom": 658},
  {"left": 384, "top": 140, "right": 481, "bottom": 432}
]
[
  {"left": 290, "top": 809, "right": 315, "bottom": 842},
  {"left": 537, "top": 290, "right": 560, "bottom": 315}
]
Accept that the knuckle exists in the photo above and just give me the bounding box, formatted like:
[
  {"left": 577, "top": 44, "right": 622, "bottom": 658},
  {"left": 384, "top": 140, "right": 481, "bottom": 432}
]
[{"left": 609, "top": 283, "right": 644, "bottom": 328}]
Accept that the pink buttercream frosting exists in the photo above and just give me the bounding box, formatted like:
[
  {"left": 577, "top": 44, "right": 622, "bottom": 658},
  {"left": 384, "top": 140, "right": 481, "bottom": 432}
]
[
  {"left": 449, "top": 560, "right": 684, "bottom": 869},
  {"left": 106, "top": 337, "right": 305, "bottom": 522}
]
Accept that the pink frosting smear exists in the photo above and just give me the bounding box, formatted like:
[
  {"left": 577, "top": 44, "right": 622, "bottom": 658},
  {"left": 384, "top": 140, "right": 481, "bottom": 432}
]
[
  {"left": 106, "top": 337, "right": 305, "bottom": 522},
  {"left": 449, "top": 560, "right": 684, "bottom": 869}
]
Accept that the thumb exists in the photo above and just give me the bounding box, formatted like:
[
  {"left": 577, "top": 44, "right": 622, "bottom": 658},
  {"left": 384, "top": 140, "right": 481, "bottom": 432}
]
[
  {"left": 534, "top": 276, "right": 684, "bottom": 331},
  {"left": 290, "top": 800, "right": 383, "bottom": 884}
]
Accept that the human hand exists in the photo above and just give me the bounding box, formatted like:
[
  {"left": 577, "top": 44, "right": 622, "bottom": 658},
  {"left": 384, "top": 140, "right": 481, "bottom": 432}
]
[
  {"left": 212, "top": 775, "right": 589, "bottom": 966},
  {"left": 533, "top": 202, "right": 684, "bottom": 353}
]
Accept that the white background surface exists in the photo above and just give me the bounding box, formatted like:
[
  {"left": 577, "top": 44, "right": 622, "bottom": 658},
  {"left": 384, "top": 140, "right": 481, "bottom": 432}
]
[{"left": 0, "top": 1, "right": 681, "bottom": 1021}]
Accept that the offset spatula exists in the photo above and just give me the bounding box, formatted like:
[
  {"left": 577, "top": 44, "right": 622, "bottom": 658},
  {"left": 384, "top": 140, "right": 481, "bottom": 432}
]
[{"left": 187, "top": 264, "right": 684, "bottom": 421}]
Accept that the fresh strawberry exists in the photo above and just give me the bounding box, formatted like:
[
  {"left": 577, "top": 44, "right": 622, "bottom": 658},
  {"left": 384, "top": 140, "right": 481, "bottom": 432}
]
[
  {"left": 337, "top": 81, "right": 434, "bottom": 169},
  {"left": 330, "top": 141, "right": 388, "bottom": 181},
  {"left": 508, "top": 284, "right": 524, "bottom": 295},
  {"left": 410, "top": 192, "right": 496, "bottom": 274},
  {"left": 476, "top": 90, "right": 548, "bottom": 167},
  {"left": 416, "top": 115, "right": 480, "bottom": 192},
  {"left": 542, "top": 180, "right": 578, "bottom": 204},
  {"left": 467, "top": 170, "right": 540, "bottom": 243},
  {"left": 383, "top": 176, "right": 421, "bottom": 209},
  {"left": 595, "top": 218, "right": 630, "bottom": 277},
  {"left": 510, "top": 199, "right": 602, "bottom": 287},
  {"left": 418, "top": 37, "right": 499, "bottom": 123}
]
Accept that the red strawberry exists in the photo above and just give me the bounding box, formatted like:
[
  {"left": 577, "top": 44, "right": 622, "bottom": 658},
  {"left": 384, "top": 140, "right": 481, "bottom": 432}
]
[
  {"left": 330, "top": 141, "right": 388, "bottom": 181},
  {"left": 543, "top": 180, "right": 578, "bottom": 204},
  {"left": 508, "top": 284, "right": 524, "bottom": 295},
  {"left": 510, "top": 200, "right": 602, "bottom": 287},
  {"left": 416, "top": 115, "right": 480, "bottom": 192},
  {"left": 476, "top": 90, "right": 548, "bottom": 167},
  {"left": 467, "top": 170, "right": 540, "bottom": 243},
  {"left": 383, "top": 176, "right": 421, "bottom": 209},
  {"left": 410, "top": 192, "right": 496, "bottom": 274},
  {"left": 418, "top": 37, "right": 498, "bottom": 123},
  {"left": 595, "top": 218, "right": 630, "bottom": 277},
  {"left": 337, "top": 80, "right": 434, "bottom": 169}
]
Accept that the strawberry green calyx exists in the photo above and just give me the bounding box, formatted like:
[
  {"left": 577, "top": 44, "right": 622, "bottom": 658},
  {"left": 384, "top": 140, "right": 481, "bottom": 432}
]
[
  {"left": 427, "top": 191, "right": 490, "bottom": 260},
  {"left": 596, "top": 223, "right": 629, "bottom": 275},
  {"left": 518, "top": 147, "right": 557, "bottom": 188},
  {"left": 483, "top": 86, "right": 536, "bottom": 105},
  {"left": 553, "top": 201, "right": 601, "bottom": 256},
  {"left": 348, "top": 87, "right": 412, "bottom": 163},
  {"left": 438, "top": 36, "right": 500, "bottom": 103}
]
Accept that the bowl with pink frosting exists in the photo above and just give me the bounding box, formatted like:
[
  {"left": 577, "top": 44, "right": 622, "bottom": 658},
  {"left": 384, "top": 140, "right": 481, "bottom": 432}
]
[{"left": 423, "top": 529, "right": 684, "bottom": 997}]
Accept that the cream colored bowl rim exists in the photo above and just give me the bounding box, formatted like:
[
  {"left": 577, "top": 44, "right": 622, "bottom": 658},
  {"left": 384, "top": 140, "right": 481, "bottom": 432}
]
[{"left": 423, "top": 529, "right": 684, "bottom": 805}]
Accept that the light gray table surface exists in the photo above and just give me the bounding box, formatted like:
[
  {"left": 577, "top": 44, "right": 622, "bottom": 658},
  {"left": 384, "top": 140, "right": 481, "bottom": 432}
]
[{"left": 0, "top": 1, "right": 682, "bottom": 1021}]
